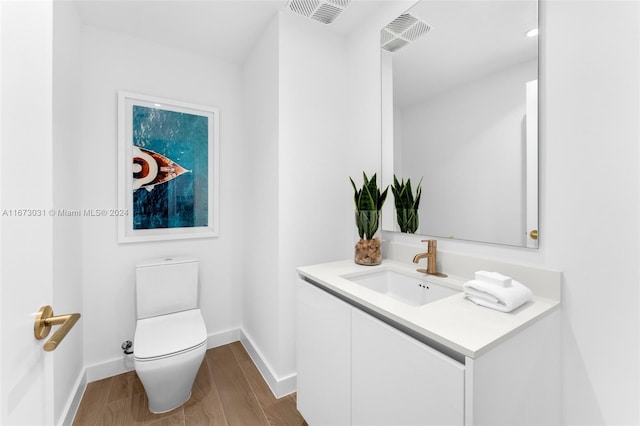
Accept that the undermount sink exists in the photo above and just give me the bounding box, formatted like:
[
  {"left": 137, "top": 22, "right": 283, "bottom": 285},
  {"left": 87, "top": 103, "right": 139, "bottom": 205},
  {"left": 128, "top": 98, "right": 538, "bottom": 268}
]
[{"left": 343, "top": 269, "right": 459, "bottom": 307}]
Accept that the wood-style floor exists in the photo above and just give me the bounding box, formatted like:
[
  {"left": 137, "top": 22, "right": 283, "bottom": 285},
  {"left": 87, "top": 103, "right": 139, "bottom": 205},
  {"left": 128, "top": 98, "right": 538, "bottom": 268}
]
[{"left": 72, "top": 342, "right": 308, "bottom": 426}]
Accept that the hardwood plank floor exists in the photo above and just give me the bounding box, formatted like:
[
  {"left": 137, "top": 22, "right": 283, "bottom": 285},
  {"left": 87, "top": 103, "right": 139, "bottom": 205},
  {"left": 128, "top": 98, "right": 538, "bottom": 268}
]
[{"left": 73, "top": 342, "right": 307, "bottom": 426}]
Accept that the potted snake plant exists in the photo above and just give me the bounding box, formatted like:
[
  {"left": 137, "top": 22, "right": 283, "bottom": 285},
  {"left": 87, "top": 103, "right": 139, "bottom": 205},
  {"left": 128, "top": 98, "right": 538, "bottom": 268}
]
[
  {"left": 350, "top": 172, "right": 388, "bottom": 265},
  {"left": 391, "top": 175, "right": 422, "bottom": 233}
]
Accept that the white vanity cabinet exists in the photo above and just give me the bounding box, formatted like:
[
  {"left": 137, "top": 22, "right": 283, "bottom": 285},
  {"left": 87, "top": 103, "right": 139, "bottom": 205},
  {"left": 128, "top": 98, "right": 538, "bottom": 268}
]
[
  {"left": 297, "top": 278, "right": 464, "bottom": 426},
  {"left": 351, "top": 309, "right": 464, "bottom": 426},
  {"left": 296, "top": 277, "right": 351, "bottom": 425},
  {"left": 297, "top": 274, "right": 561, "bottom": 426}
]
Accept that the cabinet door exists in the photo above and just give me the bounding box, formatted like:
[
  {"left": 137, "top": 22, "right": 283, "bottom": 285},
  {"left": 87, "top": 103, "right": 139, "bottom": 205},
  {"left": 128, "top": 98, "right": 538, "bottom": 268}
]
[
  {"left": 296, "top": 279, "right": 351, "bottom": 425},
  {"left": 352, "top": 309, "right": 465, "bottom": 426}
]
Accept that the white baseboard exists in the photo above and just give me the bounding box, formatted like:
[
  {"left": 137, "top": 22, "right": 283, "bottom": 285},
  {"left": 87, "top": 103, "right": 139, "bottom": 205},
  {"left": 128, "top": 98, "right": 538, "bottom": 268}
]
[
  {"left": 207, "top": 328, "right": 242, "bottom": 349},
  {"left": 85, "top": 354, "right": 135, "bottom": 382},
  {"left": 239, "top": 330, "right": 297, "bottom": 398},
  {"left": 59, "top": 371, "right": 87, "bottom": 426}
]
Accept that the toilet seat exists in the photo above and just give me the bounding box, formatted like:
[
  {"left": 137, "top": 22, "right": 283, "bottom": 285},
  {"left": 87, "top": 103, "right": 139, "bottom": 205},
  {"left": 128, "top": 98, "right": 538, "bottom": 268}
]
[{"left": 134, "top": 308, "right": 207, "bottom": 361}]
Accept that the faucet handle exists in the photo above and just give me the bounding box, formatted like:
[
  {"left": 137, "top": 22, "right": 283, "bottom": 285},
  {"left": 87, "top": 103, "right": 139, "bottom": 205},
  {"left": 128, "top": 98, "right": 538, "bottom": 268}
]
[{"left": 421, "top": 239, "right": 437, "bottom": 249}]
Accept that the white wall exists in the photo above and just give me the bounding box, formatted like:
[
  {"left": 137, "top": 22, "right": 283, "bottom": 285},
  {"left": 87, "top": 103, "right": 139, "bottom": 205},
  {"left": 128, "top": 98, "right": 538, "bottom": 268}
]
[
  {"left": 544, "top": 1, "right": 639, "bottom": 424},
  {"left": 52, "top": 1, "right": 84, "bottom": 422},
  {"left": 278, "top": 11, "right": 354, "bottom": 385},
  {"left": 397, "top": 60, "right": 537, "bottom": 246},
  {"left": 242, "top": 10, "right": 372, "bottom": 394},
  {"left": 79, "top": 26, "right": 244, "bottom": 373},
  {"left": 241, "top": 15, "right": 280, "bottom": 387}
]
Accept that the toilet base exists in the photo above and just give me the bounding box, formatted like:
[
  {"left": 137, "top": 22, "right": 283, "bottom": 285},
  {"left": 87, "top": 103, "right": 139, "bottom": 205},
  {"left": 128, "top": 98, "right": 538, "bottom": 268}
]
[
  {"left": 149, "top": 391, "right": 192, "bottom": 414},
  {"left": 135, "top": 343, "right": 206, "bottom": 414}
]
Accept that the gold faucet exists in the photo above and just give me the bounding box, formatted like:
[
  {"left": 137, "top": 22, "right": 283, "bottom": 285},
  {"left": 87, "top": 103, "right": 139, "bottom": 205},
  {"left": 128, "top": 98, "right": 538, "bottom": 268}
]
[{"left": 412, "top": 239, "right": 447, "bottom": 277}]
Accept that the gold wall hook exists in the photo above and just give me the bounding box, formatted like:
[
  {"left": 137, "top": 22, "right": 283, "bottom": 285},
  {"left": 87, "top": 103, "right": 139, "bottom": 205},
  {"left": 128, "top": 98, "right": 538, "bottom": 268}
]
[{"left": 34, "top": 305, "right": 81, "bottom": 352}]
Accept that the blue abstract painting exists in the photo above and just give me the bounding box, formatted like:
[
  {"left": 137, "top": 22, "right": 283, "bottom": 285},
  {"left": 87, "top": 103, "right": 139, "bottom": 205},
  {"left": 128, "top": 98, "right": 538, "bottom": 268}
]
[{"left": 131, "top": 105, "right": 209, "bottom": 230}]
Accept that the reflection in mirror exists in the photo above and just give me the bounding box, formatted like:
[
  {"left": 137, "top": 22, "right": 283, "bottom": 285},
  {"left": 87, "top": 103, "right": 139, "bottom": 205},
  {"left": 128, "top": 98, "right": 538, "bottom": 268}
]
[{"left": 381, "top": 0, "right": 539, "bottom": 248}]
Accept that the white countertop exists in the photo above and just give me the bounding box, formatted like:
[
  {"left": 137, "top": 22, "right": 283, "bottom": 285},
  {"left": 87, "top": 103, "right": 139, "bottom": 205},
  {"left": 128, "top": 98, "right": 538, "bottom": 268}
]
[{"left": 297, "top": 259, "right": 560, "bottom": 359}]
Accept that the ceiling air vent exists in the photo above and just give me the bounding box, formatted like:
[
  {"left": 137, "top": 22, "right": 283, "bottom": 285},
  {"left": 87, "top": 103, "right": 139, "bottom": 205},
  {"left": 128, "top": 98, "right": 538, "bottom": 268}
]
[
  {"left": 287, "top": 0, "right": 351, "bottom": 25},
  {"left": 381, "top": 13, "right": 431, "bottom": 53}
]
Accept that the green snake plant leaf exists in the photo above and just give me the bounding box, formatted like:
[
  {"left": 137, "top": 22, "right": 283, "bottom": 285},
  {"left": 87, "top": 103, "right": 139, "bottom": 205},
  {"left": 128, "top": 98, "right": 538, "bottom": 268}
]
[
  {"left": 414, "top": 180, "right": 422, "bottom": 209},
  {"left": 378, "top": 185, "right": 389, "bottom": 210},
  {"left": 392, "top": 175, "right": 423, "bottom": 233},
  {"left": 350, "top": 172, "right": 389, "bottom": 240}
]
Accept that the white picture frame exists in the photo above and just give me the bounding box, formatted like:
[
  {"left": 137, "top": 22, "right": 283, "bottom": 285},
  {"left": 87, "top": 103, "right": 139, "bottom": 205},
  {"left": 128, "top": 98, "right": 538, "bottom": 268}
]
[{"left": 117, "top": 91, "right": 220, "bottom": 243}]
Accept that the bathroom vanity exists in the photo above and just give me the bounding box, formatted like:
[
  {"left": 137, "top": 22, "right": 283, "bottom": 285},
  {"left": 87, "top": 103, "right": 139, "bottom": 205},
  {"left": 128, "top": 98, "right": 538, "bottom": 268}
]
[{"left": 296, "top": 259, "right": 561, "bottom": 426}]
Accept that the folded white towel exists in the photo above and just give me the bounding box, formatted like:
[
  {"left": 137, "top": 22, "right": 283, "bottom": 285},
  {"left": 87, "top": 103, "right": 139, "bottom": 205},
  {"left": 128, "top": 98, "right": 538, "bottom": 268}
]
[
  {"left": 474, "top": 270, "right": 512, "bottom": 288},
  {"left": 463, "top": 279, "right": 533, "bottom": 312}
]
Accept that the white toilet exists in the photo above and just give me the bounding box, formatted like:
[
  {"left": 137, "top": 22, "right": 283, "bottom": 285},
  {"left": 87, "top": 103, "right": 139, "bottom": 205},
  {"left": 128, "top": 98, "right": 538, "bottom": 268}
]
[{"left": 134, "top": 257, "right": 207, "bottom": 414}]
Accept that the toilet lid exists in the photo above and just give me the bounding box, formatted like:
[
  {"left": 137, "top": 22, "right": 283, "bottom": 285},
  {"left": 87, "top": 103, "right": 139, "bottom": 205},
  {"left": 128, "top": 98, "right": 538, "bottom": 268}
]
[{"left": 134, "top": 308, "right": 207, "bottom": 360}]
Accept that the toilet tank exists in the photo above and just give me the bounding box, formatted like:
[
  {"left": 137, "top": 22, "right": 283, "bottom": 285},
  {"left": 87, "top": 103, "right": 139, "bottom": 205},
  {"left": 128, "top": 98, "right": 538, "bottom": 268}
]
[{"left": 136, "top": 257, "right": 199, "bottom": 320}]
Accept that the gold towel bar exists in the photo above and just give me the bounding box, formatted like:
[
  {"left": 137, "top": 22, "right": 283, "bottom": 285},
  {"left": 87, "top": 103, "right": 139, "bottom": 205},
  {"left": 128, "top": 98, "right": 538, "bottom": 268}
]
[{"left": 34, "top": 305, "right": 81, "bottom": 352}]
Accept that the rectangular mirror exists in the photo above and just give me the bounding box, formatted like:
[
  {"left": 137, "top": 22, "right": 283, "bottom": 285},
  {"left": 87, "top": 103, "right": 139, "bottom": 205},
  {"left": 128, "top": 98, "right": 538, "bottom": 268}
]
[{"left": 381, "top": 0, "right": 539, "bottom": 248}]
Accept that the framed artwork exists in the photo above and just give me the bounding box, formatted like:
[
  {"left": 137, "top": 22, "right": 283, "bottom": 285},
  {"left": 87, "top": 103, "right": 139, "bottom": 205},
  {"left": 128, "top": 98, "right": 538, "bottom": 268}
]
[{"left": 118, "top": 91, "right": 219, "bottom": 242}]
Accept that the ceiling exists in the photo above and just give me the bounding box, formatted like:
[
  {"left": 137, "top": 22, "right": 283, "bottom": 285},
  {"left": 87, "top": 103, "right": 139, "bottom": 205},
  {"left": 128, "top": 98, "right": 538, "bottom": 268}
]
[
  {"left": 72, "top": 1, "right": 538, "bottom": 106},
  {"left": 72, "top": 0, "right": 389, "bottom": 65}
]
